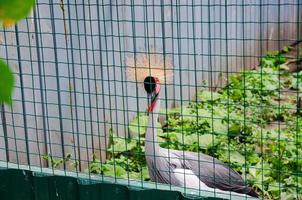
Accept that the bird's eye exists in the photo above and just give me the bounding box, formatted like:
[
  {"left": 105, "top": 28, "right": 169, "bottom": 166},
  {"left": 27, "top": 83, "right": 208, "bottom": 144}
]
[{"left": 144, "top": 76, "right": 156, "bottom": 93}]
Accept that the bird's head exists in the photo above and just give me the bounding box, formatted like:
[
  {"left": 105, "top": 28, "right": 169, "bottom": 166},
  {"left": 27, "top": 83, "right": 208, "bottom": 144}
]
[
  {"left": 126, "top": 53, "right": 173, "bottom": 112},
  {"left": 144, "top": 76, "right": 160, "bottom": 112}
]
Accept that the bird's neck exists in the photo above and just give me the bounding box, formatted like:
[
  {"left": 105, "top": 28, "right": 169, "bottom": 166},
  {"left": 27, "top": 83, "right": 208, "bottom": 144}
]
[{"left": 145, "top": 98, "right": 160, "bottom": 154}]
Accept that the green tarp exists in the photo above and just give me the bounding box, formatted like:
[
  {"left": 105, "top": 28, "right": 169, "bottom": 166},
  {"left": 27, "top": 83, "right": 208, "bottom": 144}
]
[{"left": 0, "top": 169, "right": 222, "bottom": 200}]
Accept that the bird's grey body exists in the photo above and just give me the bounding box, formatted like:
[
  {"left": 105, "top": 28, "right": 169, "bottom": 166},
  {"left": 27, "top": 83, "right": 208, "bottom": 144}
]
[{"left": 145, "top": 98, "right": 258, "bottom": 197}]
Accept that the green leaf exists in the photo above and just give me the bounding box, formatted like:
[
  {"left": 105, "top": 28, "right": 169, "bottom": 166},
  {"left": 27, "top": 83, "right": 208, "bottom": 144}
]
[
  {"left": 176, "top": 134, "right": 196, "bottom": 146},
  {"left": 196, "top": 108, "right": 212, "bottom": 118},
  {"left": 129, "top": 114, "right": 148, "bottom": 136},
  {"left": 198, "top": 90, "right": 221, "bottom": 102},
  {"left": 198, "top": 134, "right": 216, "bottom": 148},
  {"left": 280, "top": 192, "right": 296, "bottom": 200},
  {"left": 160, "top": 106, "right": 191, "bottom": 115},
  {"left": 0, "top": 0, "right": 36, "bottom": 26},
  {"left": 141, "top": 166, "right": 150, "bottom": 180},
  {"left": 129, "top": 114, "right": 162, "bottom": 137},
  {"left": 261, "top": 58, "right": 275, "bottom": 68},
  {"left": 89, "top": 161, "right": 103, "bottom": 174},
  {"left": 228, "top": 124, "right": 241, "bottom": 137},
  {"left": 159, "top": 132, "right": 180, "bottom": 149},
  {"left": 212, "top": 119, "right": 228, "bottom": 134},
  {"left": 103, "top": 164, "right": 127, "bottom": 177},
  {"left": 266, "top": 129, "right": 289, "bottom": 141},
  {"left": 279, "top": 64, "right": 289, "bottom": 70},
  {"left": 291, "top": 78, "right": 302, "bottom": 91},
  {"left": 107, "top": 135, "right": 137, "bottom": 153},
  {"left": 124, "top": 171, "right": 140, "bottom": 180},
  {"left": 281, "top": 46, "right": 292, "bottom": 53},
  {"left": 0, "top": 59, "right": 14, "bottom": 105},
  {"left": 268, "top": 181, "right": 283, "bottom": 192},
  {"left": 249, "top": 167, "right": 257, "bottom": 178},
  {"left": 177, "top": 133, "right": 216, "bottom": 148},
  {"left": 221, "top": 150, "right": 245, "bottom": 165},
  {"left": 124, "top": 167, "right": 151, "bottom": 181}
]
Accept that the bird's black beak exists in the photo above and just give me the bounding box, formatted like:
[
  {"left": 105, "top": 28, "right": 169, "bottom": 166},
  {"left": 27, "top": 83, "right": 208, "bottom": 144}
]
[{"left": 144, "top": 76, "right": 160, "bottom": 112}]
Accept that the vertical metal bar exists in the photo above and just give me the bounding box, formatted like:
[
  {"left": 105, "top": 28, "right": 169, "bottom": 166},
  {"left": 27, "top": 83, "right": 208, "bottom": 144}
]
[
  {"left": 48, "top": 0, "right": 66, "bottom": 170},
  {"left": 241, "top": 0, "right": 247, "bottom": 195},
  {"left": 0, "top": 105, "right": 9, "bottom": 162},
  {"left": 96, "top": 0, "right": 107, "bottom": 181},
  {"left": 73, "top": 0, "right": 90, "bottom": 173},
  {"left": 66, "top": 0, "right": 82, "bottom": 172},
  {"left": 176, "top": 0, "right": 186, "bottom": 194},
  {"left": 33, "top": 8, "right": 48, "bottom": 169},
  {"left": 225, "top": 1, "right": 233, "bottom": 198},
  {"left": 277, "top": 0, "right": 281, "bottom": 197},
  {"left": 259, "top": 0, "right": 264, "bottom": 195},
  {"left": 25, "top": 17, "right": 43, "bottom": 168},
  {"left": 116, "top": 0, "right": 130, "bottom": 185},
  {"left": 15, "top": 25, "right": 31, "bottom": 167},
  {"left": 87, "top": 0, "right": 103, "bottom": 170},
  {"left": 191, "top": 0, "right": 200, "bottom": 195},
  {"left": 109, "top": 0, "right": 120, "bottom": 153},
  {"left": 129, "top": 0, "right": 143, "bottom": 187},
  {"left": 206, "top": 0, "right": 215, "bottom": 197},
  {"left": 81, "top": 0, "right": 95, "bottom": 179},
  {"left": 35, "top": 0, "right": 54, "bottom": 173},
  {"left": 61, "top": 0, "right": 79, "bottom": 173},
  {"left": 1, "top": 30, "right": 10, "bottom": 166},
  {"left": 295, "top": 1, "right": 301, "bottom": 198},
  {"left": 101, "top": 0, "right": 115, "bottom": 182}
]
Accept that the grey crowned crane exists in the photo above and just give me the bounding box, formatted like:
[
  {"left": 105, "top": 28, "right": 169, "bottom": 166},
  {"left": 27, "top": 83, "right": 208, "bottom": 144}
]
[{"left": 127, "top": 54, "right": 258, "bottom": 198}]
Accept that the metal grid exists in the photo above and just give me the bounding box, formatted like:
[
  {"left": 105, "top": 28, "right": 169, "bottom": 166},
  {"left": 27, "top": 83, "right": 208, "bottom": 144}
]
[{"left": 0, "top": 0, "right": 301, "bottom": 199}]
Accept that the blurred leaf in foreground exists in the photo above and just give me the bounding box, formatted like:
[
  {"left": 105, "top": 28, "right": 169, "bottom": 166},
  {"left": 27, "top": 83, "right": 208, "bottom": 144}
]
[
  {"left": 0, "top": 0, "right": 35, "bottom": 27},
  {"left": 0, "top": 59, "right": 14, "bottom": 105}
]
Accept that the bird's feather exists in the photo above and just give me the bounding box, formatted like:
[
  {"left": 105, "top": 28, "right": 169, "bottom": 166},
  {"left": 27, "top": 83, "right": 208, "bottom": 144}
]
[
  {"left": 172, "top": 168, "right": 215, "bottom": 191},
  {"left": 147, "top": 148, "right": 258, "bottom": 197},
  {"left": 126, "top": 53, "right": 173, "bottom": 83},
  {"left": 171, "top": 150, "right": 258, "bottom": 197},
  {"left": 144, "top": 97, "right": 258, "bottom": 198}
]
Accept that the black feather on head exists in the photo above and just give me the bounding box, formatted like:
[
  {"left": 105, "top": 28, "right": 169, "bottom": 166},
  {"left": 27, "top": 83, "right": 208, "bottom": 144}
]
[{"left": 144, "top": 76, "right": 156, "bottom": 94}]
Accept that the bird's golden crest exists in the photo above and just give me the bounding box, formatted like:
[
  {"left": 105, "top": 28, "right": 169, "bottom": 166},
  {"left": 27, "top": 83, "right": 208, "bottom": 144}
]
[{"left": 126, "top": 53, "right": 173, "bottom": 83}]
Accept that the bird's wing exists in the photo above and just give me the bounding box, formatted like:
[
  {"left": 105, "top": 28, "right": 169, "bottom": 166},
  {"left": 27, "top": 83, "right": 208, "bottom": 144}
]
[
  {"left": 171, "top": 150, "right": 258, "bottom": 197},
  {"left": 172, "top": 168, "right": 224, "bottom": 192}
]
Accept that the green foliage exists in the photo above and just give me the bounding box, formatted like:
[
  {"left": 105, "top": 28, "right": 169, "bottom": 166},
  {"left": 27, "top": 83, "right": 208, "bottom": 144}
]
[
  {"left": 39, "top": 45, "right": 300, "bottom": 200},
  {"left": 260, "top": 47, "right": 289, "bottom": 70},
  {"left": 291, "top": 71, "right": 302, "bottom": 91},
  {"left": 38, "top": 45, "right": 300, "bottom": 199},
  {"left": 197, "top": 90, "right": 221, "bottom": 102},
  {"left": 129, "top": 113, "right": 162, "bottom": 137},
  {"left": 90, "top": 45, "right": 300, "bottom": 199},
  {"left": 88, "top": 133, "right": 150, "bottom": 181},
  {"left": 107, "top": 135, "right": 137, "bottom": 154},
  {"left": 0, "top": 60, "right": 14, "bottom": 105},
  {"left": 0, "top": 0, "right": 35, "bottom": 26},
  {"left": 42, "top": 153, "right": 76, "bottom": 169}
]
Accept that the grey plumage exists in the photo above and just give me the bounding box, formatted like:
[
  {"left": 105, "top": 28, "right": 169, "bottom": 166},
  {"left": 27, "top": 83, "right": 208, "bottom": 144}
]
[{"left": 145, "top": 99, "right": 258, "bottom": 198}]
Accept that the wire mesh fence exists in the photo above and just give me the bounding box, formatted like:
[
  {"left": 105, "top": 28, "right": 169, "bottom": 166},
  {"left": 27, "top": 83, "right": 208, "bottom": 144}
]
[{"left": 0, "top": 0, "right": 301, "bottom": 199}]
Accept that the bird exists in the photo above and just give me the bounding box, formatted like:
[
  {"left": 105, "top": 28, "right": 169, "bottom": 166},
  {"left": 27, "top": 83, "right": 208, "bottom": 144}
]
[
  {"left": 127, "top": 54, "right": 258, "bottom": 198},
  {"left": 143, "top": 76, "right": 258, "bottom": 198}
]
